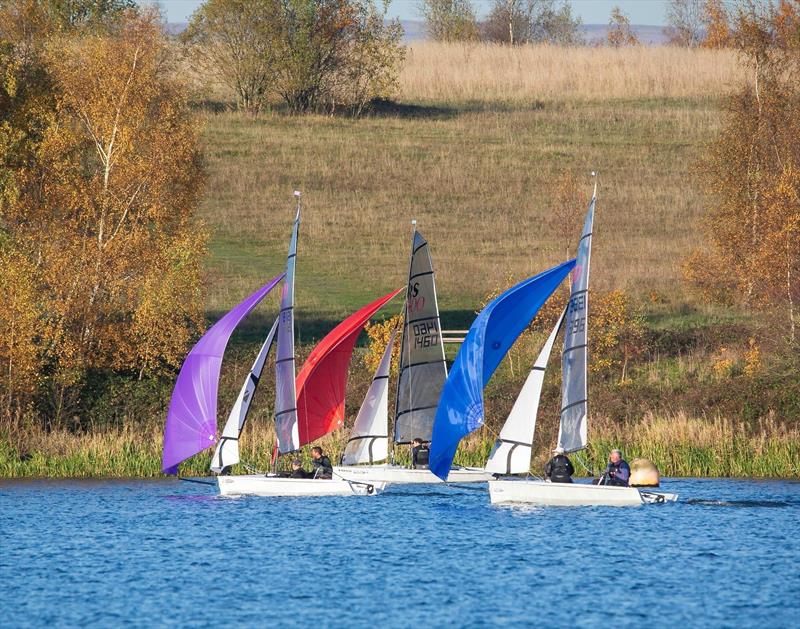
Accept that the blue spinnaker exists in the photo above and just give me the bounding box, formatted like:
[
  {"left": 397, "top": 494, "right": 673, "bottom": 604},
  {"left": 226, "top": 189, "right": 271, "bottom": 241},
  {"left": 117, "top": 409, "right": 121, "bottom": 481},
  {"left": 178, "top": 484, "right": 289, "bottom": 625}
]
[{"left": 428, "top": 259, "right": 576, "bottom": 480}]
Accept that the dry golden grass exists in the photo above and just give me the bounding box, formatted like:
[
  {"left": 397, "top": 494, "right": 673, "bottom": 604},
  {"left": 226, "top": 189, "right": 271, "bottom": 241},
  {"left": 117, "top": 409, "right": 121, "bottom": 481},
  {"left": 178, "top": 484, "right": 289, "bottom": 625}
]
[
  {"left": 4, "top": 410, "right": 798, "bottom": 478},
  {"left": 400, "top": 42, "right": 745, "bottom": 103},
  {"left": 195, "top": 45, "right": 752, "bottom": 316},
  {"left": 200, "top": 98, "right": 724, "bottom": 315}
]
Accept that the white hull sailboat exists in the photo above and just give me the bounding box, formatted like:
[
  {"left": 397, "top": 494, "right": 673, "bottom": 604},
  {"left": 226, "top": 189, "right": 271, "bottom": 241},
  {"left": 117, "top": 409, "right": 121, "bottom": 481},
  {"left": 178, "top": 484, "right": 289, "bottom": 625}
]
[
  {"left": 488, "top": 479, "right": 677, "bottom": 506},
  {"left": 334, "top": 225, "right": 492, "bottom": 486},
  {"left": 334, "top": 464, "right": 493, "bottom": 484},
  {"left": 217, "top": 475, "right": 386, "bottom": 497},
  {"left": 163, "top": 195, "right": 398, "bottom": 497},
  {"left": 428, "top": 177, "right": 677, "bottom": 507}
]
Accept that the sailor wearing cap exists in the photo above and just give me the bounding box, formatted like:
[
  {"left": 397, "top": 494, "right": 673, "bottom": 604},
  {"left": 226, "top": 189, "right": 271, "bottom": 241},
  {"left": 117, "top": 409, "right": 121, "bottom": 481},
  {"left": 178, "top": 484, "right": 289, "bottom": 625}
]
[{"left": 544, "top": 446, "right": 575, "bottom": 483}]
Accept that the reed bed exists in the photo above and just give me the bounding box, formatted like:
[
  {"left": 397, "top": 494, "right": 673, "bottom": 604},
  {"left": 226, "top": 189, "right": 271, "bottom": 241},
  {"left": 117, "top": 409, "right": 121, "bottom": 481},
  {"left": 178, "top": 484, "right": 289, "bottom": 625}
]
[
  {"left": 3, "top": 411, "right": 797, "bottom": 478},
  {"left": 400, "top": 43, "right": 745, "bottom": 103}
]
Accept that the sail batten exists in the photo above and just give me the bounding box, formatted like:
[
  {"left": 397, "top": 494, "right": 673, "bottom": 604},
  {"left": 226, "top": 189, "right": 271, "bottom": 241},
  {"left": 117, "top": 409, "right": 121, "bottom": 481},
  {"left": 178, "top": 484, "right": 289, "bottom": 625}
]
[
  {"left": 428, "top": 260, "right": 577, "bottom": 481},
  {"left": 557, "top": 194, "right": 596, "bottom": 453},
  {"left": 162, "top": 275, "right": 284, "bottom": 474},
  {"left": 394, "top": 231, "right": 447, "bottom": 444},
  {"left": 341, "top": 330, "right": 397, "bottom": 465},
  {"left": 296, "top": 289, "right": 402, "bottom": 449},
  {"left": 484, "top": 307, "right": 566, "bottom": 475},
  {"left": 275, "top": 208, "right": 300, "bottom": 454},
  {"left": 210, "top": 316, "right": 279, "bottom": 473}
]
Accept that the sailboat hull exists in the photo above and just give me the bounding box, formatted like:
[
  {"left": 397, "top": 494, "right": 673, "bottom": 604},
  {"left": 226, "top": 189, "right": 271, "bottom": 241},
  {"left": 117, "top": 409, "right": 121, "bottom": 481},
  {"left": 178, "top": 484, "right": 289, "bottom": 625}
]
[
  {"left": 217, "top": 475, "right": 386, "bottom": 497},
  {"left": 334, "top": 464, "right": 493, "bottom": 484},
  {"left": 488, "top": 479, "right": 677, "bottom": 506}
]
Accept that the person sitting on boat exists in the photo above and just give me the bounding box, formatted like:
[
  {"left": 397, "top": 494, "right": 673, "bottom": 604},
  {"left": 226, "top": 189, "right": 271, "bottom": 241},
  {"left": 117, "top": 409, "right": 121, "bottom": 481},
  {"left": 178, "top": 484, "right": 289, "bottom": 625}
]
[
  {"left": 289, "top": 459, "right": 311, "bottom": 479},
  {"left": 601, "top": 449, "right": 630, "bottom": 486},
  {"left": 411, "top": 438, "right": 430, "bottom": 469},
  {"left": 544, "top": 447, "right": 574, "bottom": 483},
  {"left": 310, "top": 446, "right": 333, "bottom": 479}
]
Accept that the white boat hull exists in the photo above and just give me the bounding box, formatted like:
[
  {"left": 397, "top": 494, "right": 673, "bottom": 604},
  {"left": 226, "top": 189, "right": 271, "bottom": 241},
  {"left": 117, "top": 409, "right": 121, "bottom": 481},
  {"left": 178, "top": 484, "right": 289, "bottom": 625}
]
[
  {"left": 217, "top": 474, "right": 386, "bottom": 497},
  {"left": 334, "top": 464, "right": 493, "bottom": 484},
  {"left": 488, "top": 479, "right": 678, "bottom": 506}
]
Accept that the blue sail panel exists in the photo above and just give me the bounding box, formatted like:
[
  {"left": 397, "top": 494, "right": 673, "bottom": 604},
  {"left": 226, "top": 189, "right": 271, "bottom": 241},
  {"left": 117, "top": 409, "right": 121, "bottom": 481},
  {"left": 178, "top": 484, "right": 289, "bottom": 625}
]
[{"left": 428, "top": 259, "right": 576, "bottom": 480}]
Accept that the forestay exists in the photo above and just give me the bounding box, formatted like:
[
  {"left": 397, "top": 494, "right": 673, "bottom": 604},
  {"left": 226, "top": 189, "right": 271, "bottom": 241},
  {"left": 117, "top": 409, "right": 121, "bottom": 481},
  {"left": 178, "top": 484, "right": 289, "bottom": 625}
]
[
  {"left": 484, "top": 307, "right": 566, "bottom": 475},
  {"left": 275, "top": 207, "right": 300, "bottom": 454},
  {"left": 558, "top": 190, "right": 595, "bottom": 453},
  {"left": 341, "top": 330, "right": 396, "bottom": 466},
  {"left": 210, "top": 316, "right": 279, "bottom": 473},
  {"left": 162, "top": 275, "right": 284, "bottom": 474},
  {"left": 428, "top": 260, "right": 576, "bottom": 481},
  {"left": 394, "top": 230, "right": 447, "bottom": 444}
]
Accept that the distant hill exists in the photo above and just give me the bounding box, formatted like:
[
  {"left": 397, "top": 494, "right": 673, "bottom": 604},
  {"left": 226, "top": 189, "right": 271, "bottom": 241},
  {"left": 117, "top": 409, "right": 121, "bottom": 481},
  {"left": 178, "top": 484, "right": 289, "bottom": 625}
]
[
  {"left": 400, "top": 20, "right": 670, "bottom": 45},
  {"left": 168, "top": 21, "right": 670, "bottom": 46}
]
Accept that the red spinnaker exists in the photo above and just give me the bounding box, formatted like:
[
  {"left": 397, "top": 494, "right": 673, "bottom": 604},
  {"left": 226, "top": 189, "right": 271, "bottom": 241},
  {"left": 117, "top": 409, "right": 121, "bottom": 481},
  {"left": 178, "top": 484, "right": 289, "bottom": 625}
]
[{"left": 296, "top": 288, "right": 403, "bottom": 447}]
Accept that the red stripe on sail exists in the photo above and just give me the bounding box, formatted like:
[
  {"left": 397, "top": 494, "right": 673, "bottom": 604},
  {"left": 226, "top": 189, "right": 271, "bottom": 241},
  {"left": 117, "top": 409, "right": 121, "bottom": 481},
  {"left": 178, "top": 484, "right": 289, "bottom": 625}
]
[{"left": 296, "top": 288, "right": 403, "bottom": 447}]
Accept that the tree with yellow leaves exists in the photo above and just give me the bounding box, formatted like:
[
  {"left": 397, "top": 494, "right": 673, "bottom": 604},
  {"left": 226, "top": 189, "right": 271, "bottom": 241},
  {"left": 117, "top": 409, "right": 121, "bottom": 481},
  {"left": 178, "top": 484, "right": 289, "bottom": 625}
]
[
  {"left": 607, "top": 6, "right": 639, "bottom": 48},
  {"left": 701, "top": 0, "right": 731, "bottom": 49},
  {"left": 0, "top": 7, "right": 207, "bottom": 422},
  {"left": 685, "top": 1, "right": 799, "bottom": 343}
]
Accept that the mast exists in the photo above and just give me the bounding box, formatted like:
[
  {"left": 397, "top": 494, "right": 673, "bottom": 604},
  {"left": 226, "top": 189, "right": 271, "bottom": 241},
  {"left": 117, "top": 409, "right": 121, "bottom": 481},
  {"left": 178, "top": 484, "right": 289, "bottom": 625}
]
[
  {"left": 393, "top": 222, "right": 448, "bottom": 446},
  {"left": 274, "top": 192, "right": 301, "bottom": 454},
  {"left": 557, "top": 174, "right": 596, "bottom": 453}
]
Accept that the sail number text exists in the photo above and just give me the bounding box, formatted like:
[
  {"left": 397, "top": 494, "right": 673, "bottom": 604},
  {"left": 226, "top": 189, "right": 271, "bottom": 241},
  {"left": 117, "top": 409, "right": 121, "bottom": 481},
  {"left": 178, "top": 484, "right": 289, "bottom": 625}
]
[
  {"left": 568, "top": 293, "right": 586, "bottom": 336},
  {"left": 412, "top": 321, "right": 439, "bottom": 348}
]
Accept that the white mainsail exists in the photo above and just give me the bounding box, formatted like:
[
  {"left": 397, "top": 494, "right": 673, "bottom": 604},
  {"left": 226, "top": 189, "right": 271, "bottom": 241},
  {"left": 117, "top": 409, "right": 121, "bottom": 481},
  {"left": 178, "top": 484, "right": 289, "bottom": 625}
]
[
  {"left": 275, "top": 203, "right": 301, "bottom": 453},
  {"left": 210, "top": 316, "right": 279, "bottom": 473},
  {"left": 341, "top": 330, "right": 396, "bottom": 466},
  {"left": 484, "top": 308, "right": 566, "bottom": 475},
  {"left": 557, "top": 185, "right": 596, "bottom": 453},
  {"left": 394, "top": 230, "right": 447, "bottom": 444}
]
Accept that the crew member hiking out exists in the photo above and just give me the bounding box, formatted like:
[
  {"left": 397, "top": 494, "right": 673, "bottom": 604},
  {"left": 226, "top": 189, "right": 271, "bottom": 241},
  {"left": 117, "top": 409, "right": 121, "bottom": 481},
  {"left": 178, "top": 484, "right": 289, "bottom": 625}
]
[
  {"left": 310, "top": 446, "right": 333, "bottom": 479},
  {"left": 544, "top": 447, "right": 574, "bottom": 483}
]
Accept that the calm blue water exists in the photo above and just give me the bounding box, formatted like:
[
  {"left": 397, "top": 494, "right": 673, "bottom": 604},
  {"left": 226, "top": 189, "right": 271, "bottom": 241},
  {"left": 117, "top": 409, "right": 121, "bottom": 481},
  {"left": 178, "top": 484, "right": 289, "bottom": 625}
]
[{"left": 1, "top": 478, "right": 798, "bottom": 627}]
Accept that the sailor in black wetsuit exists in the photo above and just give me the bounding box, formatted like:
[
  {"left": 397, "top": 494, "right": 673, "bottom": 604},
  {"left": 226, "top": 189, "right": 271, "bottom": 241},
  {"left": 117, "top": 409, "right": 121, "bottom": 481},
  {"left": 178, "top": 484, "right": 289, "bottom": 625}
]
[
  {"left": 289, "top": 459, "right": 311, "bottom": 478},
  {"left": 310, "top": 446, "right": 333, "bottom": 479},
  {"left": 410, "top": 438, "right": 430, "bottom": 469},
  {"left": 544, "top": 447, "right": 575, "bottom": 483}
]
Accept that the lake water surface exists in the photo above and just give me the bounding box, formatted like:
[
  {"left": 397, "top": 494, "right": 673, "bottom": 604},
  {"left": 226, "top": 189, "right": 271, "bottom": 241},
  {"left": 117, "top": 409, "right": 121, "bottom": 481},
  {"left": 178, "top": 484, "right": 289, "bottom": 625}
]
[{"left": 1, "top": 478, "right": 798, "bottom": 627}]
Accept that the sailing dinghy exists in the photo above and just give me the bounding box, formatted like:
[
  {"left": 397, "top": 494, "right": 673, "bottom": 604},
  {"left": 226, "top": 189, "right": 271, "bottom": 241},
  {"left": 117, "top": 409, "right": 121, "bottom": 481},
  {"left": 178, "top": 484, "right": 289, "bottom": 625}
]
[
  {"left": 334, "top": 227, "right": 493, "bottom": 485},
  {"left": 486, "top": 183, "right": 677, "bottom": 506},
  {"left": 163, "top": 197, "right": 389, "bottom": 496}
]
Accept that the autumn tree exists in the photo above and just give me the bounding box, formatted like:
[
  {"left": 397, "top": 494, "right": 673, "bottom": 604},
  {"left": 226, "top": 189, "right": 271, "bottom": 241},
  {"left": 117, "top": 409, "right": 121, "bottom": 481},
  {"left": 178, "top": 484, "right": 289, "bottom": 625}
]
[
  {"left": 420, "top": 0, "right": 479, "bottom": 42},
  {"left": 685, "top": 1, "right": 800, "bottom": 342},
  {"left": 182, "top": 0, "right": 280, "bottom": 113},
  {"left": 607, "top": 6, "right": 639, "bottom": 47},
  {"left": 183, "top": 0, "right": 404, "bottom": 115},
  {"left": 664, "top": 0, "right": 705, "bottom": 47},
  {"left": 481, "top": 0, "right": 582, "bottom": 45},
  {"left": 0, "top": 8, "right": 208, "bottom": 422},
  {"left": 701, "top": 0, "right": 732, "bottom": 48},
  {"left": 272, "top": 0, "right": 404, "bottom": 114}
]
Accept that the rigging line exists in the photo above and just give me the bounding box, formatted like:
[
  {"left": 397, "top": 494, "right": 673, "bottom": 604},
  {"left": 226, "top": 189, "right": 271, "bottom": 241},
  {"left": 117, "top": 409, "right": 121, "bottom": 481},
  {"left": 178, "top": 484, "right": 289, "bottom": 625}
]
[
  {"left": 179, "top": 477, "right": 216, "bottom": 487},
  {"left": 572, "top": 450, "right": 594, "bottom": 477}
]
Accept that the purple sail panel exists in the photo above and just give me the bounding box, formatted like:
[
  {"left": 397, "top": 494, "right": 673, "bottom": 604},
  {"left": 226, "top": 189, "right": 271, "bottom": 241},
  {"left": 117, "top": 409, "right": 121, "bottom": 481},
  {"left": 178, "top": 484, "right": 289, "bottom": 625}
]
[{"left": 162, "top": 274, "right": 284, "bottom": 474}]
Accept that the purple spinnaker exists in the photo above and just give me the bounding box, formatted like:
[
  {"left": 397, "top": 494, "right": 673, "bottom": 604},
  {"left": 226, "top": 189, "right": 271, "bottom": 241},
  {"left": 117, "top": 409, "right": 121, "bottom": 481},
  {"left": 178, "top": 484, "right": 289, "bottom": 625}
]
[{"left": 162, "top": 275, "right": 284, "bottom": 474}]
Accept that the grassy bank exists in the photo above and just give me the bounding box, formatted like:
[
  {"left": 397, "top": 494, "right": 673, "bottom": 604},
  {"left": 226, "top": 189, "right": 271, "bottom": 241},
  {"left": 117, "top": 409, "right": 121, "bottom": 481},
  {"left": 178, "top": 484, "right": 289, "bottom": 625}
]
[{"left": 2, "top": 411, "right": 797, "bottom": 479}]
